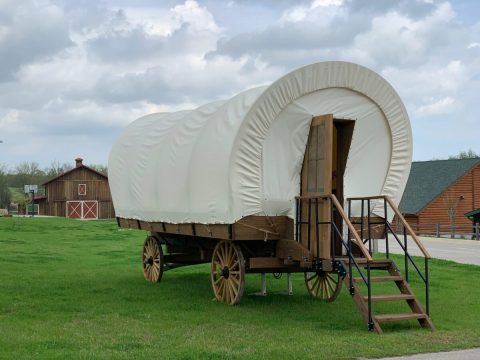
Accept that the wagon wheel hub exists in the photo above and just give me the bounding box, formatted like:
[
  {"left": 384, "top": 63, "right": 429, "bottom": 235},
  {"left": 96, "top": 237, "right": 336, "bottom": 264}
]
[
  {"left": 147, "top": 256, "right": 154, "bottom": 266},
  {"left": 221, "top": 266, "right": 230, "bottom": 279}
]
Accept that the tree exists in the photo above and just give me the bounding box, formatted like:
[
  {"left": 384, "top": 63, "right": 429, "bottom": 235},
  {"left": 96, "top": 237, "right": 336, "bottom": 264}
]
[
  {"left": 0, "top": 165, "right": 11, "bottom": 208},
  {"left": 44, "top": 161, "right": 73, "bottom": 178},
  {"left": 8, "top": 161, "right": 45, "bottom": 188},
  {"left": 12, "top": 190, "right": 31, "bottom": 214},
  {"left": 89, "top": 164, "right": 108, "bottom": 175},
  {"left": 443, "top": 190, "right": 463, "bottom": 238},
  {"left": 448, "top": 149, "right": 480, "bottom": 159}
]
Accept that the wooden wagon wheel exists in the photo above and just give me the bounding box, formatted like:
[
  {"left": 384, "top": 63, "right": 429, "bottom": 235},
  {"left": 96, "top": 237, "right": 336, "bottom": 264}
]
[
  {"left": 304, "top": 271, "right": 342, "bottom": 302},
  {"left": 142, "top": 236, "right": 164, "bottom": 283},
  {"left": 211, "top": 241, "right": 245, "bottom": 305}
]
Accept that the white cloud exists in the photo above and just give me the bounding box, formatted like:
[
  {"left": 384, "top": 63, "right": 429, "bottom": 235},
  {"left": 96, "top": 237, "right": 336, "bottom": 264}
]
[
  {"left": 1, "top": 0, "right": 480, "bottom": 166},
  {"left": 417, "top": 96, "right": 456, "bottom": 115},
  {"left": 280, "top": 0, "right": 345, "bottom": 24},
  {"left": 0, "top": 110, "right": 20, "bottom": 130}
]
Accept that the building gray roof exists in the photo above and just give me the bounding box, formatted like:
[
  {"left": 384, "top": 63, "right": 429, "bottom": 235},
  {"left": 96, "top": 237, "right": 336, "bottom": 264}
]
[{"left": 399, "top": 158, "right": 480, "bottom": 214}]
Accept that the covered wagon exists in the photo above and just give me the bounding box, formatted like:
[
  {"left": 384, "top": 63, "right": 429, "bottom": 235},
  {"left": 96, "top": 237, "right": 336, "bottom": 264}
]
[{"left": 109, "top": 61, "right": 433, "bottom": 333}]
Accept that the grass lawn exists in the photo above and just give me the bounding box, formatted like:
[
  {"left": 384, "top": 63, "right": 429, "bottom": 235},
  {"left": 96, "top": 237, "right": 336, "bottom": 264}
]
[{"left": 1, "top": 217, "right": 480, "bottom": 359}]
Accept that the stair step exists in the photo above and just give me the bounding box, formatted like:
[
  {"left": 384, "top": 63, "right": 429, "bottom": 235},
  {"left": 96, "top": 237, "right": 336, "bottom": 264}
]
[
  {"left": 374, "top": 313, "right": 427, "bottom": 322},
  {"left": 353, "top": 275, "right": 402, "bottom": 283},
  {"left": 340, "top": 258, "right": 392, "bottom": 269},
  {"left": 363, "top": 294, "right": 415, "bottom": 302}
]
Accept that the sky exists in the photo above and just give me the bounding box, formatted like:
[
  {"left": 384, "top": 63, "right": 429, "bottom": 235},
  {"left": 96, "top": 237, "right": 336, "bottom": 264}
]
[{"left": 0, "top": 0, "right": 479, "bottom": 168}]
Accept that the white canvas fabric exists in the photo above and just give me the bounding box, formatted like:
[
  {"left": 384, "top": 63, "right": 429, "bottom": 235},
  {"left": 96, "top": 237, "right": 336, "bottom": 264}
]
[{"left": 109, "top": 61, "right": 412, "bottom": 223}]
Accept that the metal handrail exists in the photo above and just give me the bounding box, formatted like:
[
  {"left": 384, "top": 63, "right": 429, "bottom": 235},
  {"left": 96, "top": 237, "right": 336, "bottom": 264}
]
[
  {"left": 347, "top": 195, "right": 430, "bottom": 258},
  {"left": 347, "top": 195, "right": 431, "bottom": 316},
  {"left": 384, "top": 196, "right": 431, "bottom": 258},
  {"left": 295, "top": 194, "right": 372, "bottom": 261},
  {"left": 295, "top": 194, "right": 375, "bottom": 330}
]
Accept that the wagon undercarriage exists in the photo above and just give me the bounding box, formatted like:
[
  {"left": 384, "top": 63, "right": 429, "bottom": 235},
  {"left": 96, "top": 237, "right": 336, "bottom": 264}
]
[{"left": 142, "top": 232, "right": 347, "bottom": 303}]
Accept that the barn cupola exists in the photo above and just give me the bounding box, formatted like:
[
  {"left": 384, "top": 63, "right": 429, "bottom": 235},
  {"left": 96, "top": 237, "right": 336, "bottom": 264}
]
[{"left": 75, "top": 157, "right": 83, "bottom": 168}]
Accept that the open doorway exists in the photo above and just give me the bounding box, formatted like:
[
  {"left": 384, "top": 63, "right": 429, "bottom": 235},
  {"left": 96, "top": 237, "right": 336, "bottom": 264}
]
[{"left": 332, "top": 119, "right": 355, "bottom": 255}]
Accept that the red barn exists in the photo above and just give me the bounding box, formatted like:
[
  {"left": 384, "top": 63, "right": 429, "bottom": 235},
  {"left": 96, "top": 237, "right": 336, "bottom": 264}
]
[{"left": 37, "top": 158, "right": 114, "bottom": 219}]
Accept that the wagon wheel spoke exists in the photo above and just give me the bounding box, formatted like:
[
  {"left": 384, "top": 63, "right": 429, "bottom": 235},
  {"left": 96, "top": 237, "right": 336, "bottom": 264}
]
[
  {"left": 324, "top": 278, "right": 331, "bottom": 299},
  {"left": 142, "top": 236, "right": 164, "bottom": 283},
  {"left": 230, "top": 274, "right": 240, "bottom": 286},
  {"left": 211, "top": 241, "right": 245, "bottom": 305},
  {"left": 304, "top": 271, "right": 342, "bottom": 302},
  {"left": 217, "top": 246, "right": 226, "bottom": 266},
  {"left": 326, "top": 275, "right": 336, "bottom": 294}
]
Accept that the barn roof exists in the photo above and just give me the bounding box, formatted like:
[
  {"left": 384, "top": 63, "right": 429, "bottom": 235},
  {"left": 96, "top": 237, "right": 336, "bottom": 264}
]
[
  {"left": 42, "top": 162, "right": 107, "bottom": 185},
  {"left": 399, "top": 158, "right": 480, "bottom": 215}
]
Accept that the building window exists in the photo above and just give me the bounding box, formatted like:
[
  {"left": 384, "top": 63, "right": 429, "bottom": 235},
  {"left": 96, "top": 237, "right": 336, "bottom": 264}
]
[{"left": 78, "top": 184, "right": 86, "bottom": 196}]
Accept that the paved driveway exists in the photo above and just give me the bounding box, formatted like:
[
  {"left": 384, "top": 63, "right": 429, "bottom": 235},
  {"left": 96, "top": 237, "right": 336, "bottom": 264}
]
[
  {"left": 377, "top": 236, "right": 480, "bottom": 266},
  {"left": 366, "top": 348, "right": 480, "bottom": 360}
]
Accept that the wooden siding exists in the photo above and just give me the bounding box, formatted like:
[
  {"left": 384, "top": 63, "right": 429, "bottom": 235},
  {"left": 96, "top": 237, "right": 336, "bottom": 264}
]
[
  {"left": 417, "top": 163, "right": 480, "bottom": 230},
  {"left": 402, "top": 214, "right": 418, "bottom": 229},
  {"left": 43, "top": 166, "right": 114, "bottom": 219},
  {"left": 474, "top": 165, "right": 480, "bottom": 209}
]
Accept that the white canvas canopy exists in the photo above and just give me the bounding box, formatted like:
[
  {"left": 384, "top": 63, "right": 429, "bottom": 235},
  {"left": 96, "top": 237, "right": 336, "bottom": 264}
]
[{"left": 109, "top": 61, "right": 412, "bottom": 224}]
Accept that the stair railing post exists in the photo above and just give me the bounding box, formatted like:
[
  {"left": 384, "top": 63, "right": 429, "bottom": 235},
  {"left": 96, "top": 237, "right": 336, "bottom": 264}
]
[
  {"left": 367, "top": 200, "right": 372, "bottom": 254},
  {"left": 315, "top": 198, "right": 320, "bottom": 261},
  {"left": 347, "top": 199, "right": 354, "bottom": 294},
  {"left": 308, "top": 198, "right": 311, "bottom": 255},
  {"left": 295, "top": 198, "right": 299, "bottom": 242},
  {"left": 425, "top": 257, "right": 429, "bottom": 316},
  {"left": 361, "top": 199, "right": 365, "bottom": 246},
  {"left": 367, "top": 261, "right": 373, "bottom": 331},
  {"left": 404, "top": 225, "right": 409, "bottom": 282},
  {"left": 384, "top": 197, "right": 389, "bottom": 258},
  {"left": 330, "top": 198, "right": 335, "bottom": 261}
]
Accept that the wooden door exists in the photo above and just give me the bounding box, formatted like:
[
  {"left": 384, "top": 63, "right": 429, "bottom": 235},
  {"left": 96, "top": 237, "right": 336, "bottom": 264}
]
[
  {"left": 67, "top": 201, "right": 82, "bottom": 219},
  {"left": 82, "top": 201, "right": 98, "bottom": 219},
  {"left": 300, "top": 114, "right": 333, "bottom": 260}
]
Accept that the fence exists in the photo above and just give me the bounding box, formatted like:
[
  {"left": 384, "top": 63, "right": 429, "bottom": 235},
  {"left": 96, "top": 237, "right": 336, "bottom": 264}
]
[{"left": 393, "top": 223, "right": 480, "bottom": 240}]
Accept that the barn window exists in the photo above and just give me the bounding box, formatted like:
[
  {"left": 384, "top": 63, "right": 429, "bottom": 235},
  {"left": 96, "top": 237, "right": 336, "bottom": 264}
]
[{"left": 78, "top": 184, "right": 86, "bottom": 196}]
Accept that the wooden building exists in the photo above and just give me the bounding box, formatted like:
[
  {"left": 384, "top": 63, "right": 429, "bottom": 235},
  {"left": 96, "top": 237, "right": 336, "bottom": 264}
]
[
  {"left": 398, "top": 158, "right": 480, "bottom": 231},
  {"left": 37, "top": 158, "right": 114, "bottom": 219}
]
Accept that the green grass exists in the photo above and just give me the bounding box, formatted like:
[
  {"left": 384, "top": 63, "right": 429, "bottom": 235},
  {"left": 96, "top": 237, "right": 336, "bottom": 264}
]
[{"left": 1, "top": 217, "right": 480, "bottom": 359}]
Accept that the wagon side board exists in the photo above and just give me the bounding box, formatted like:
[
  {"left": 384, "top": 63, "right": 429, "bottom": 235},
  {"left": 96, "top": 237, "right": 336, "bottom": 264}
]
[{"left": 117, "top": 215, "right": 294, "bottom": 241}]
